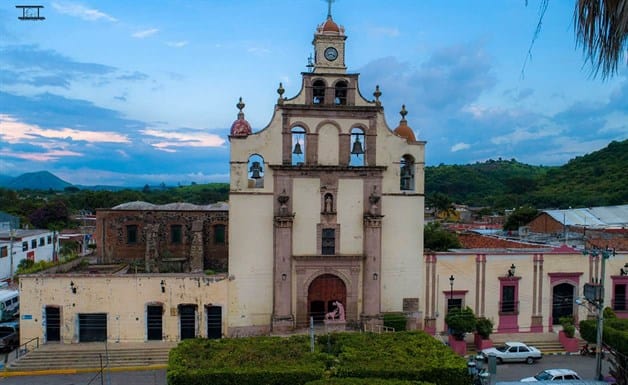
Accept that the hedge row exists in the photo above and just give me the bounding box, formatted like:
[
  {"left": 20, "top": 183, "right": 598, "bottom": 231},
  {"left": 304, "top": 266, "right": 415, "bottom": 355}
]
[
  {"left": 167, "top": 332, "right": 469, "bottom": 385},
  {"left": 579, "top": 317, "right": 628, "bottom": 355}
]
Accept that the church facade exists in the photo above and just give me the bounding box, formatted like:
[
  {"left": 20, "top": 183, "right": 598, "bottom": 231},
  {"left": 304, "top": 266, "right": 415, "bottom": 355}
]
[{"left": 227, "top": 13, "right": 426, "bottom": 335}]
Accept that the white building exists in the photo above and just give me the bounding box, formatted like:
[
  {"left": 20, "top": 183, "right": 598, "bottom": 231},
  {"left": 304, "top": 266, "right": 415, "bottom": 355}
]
[{"left": 0, "top": 229, "right": 57, "bottom": 281}]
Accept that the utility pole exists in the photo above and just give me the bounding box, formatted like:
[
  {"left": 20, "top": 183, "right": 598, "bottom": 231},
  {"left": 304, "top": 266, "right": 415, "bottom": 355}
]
[{"left": 583, "top": 246, "right": 616, "bottom": 380}]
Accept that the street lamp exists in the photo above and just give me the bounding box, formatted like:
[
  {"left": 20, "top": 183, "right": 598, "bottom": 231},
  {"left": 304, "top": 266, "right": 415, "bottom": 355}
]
[
  {"left": 582, "top": 246, "right": 616, "bottom": 381},
  {"left": 449, "top": 275, "right": 455, "bottom": 305}
]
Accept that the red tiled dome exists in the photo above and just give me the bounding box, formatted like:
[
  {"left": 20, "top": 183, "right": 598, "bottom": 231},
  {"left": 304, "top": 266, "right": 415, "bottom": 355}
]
[
  {"left": 322, "top": 17, "right": 340, "bottom": 33},
  {"left": 393, "top": 105, "right": 416, "bottom": 142},
  {"left": 230, "top": 97, "right": 252, "bottom": 137},
  {"left": 394, "top": 122, "right": 416, "bottom": 142},
  {"left": 230, "top": 118, "right": 251, "bottom": 137}
]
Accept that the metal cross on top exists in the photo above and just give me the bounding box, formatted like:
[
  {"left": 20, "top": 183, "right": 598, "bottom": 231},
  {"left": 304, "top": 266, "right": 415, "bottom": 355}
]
[{"left": 325, "top": 0, "right": 335, "bottom": 18}]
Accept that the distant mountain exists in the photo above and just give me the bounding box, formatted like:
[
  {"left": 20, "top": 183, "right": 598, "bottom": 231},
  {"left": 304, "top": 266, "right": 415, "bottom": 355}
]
[
  {"left": 0, "top": 174, "right": 13, "bottom": 186},
  {"left": 4, "top": 171, "right": 73, "bottom": 191}
]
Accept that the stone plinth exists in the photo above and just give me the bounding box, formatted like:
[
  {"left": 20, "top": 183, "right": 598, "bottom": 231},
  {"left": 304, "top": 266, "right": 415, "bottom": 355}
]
[{"left": 324, "top": 320, "right": 346, "bottom": 333}]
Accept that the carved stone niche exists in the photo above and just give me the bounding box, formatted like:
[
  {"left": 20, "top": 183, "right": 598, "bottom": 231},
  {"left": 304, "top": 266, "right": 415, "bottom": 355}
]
[{"left": 277, "top": 189, "right": 290, "bottom": 216}]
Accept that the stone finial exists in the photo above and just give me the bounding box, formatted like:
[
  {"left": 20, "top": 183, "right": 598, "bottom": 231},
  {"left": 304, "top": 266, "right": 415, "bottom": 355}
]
[
  {"left": 373, "top": 85, "right": 382, "bottom": 105},
  {"left": 277, "top": 82, "right": 285, "bottom": 104},
  {"left": 237, "top": 97, "right": 245, "bottom": 118},
  {"left": 400, "top": 104, "right": 408, "bottom": 121}
]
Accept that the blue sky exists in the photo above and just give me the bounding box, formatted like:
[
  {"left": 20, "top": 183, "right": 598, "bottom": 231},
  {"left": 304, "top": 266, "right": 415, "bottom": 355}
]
[{"left": 1, "top": 1, "right": 626, "bottom": 187}]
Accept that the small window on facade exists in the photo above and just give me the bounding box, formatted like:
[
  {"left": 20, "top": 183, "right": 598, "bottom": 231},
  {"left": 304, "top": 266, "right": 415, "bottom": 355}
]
[
  {"left": 349, "top": 127, "right": 365, "bottom": 166},
  {"left": 31, "top": 239, "right": 37, "bottom": 249},
  {"left": 39, "top": 237, "right": 45, "bottom": 246},
  {"left": 312, "top": 80, "right": 325, "bottom": 104},
  {"left": 47, "top": 235, "right": 52, "bottom": 244},
  {"left": 0, "top": 246, "right": 7, "bottom": 258},
  {"left": 400, "top": 155, "right": 415, "bottom": 191},
  {"left": 334, "top": 80, "right": 347, "bottom": 105},
  {"left": 126, "top": 225, "right": 138, "bottom": 244},
  {"left": 501, "top": 285, "right": 516, "bottom": 313},
  {"left": 22, "top": 242, "right": 28, "bottom": 251},
  {"left": 247, "top": 154, "right": 264, "bottom": 188},
  {"left": 214, "top": 224, "right": 226, "bottom": 245},
  {"left": 291, "top": 126, "right": 306, "bottom": 165},
  {"left": 613, "top": 283, "right": 626, "bottom": 311},
  {"left": 322, "top": 228, "right": 335, "bottom": 255},
  {"left": 170, "top": 225, "right": 182, "bottom": 244},
  {"left": 447, "top": 298, "right": 462, "bottom": 312}
]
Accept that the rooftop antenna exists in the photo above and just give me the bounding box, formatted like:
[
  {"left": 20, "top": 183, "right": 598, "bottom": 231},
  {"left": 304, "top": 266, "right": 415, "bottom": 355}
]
[{"left": 16, "top": 5, "right": 45, "bottom": 20}]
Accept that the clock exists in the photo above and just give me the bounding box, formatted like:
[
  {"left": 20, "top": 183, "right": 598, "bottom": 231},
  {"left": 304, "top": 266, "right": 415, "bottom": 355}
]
[{"left": 324, "top": 47, "right": 338, "bottom": 61}]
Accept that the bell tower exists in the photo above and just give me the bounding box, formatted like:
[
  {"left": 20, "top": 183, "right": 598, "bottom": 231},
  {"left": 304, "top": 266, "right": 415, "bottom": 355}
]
[{"left": 312, "top": 1, "right": 347, "bottom": 74}]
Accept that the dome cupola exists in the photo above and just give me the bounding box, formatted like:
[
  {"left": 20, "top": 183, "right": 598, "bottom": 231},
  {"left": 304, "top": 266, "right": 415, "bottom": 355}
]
[
  {"left": 393, "top": 105, "right": 416, "bottom": 142},
  {"left": 230, "top": 97, "right": 252, "bottom": 137}
]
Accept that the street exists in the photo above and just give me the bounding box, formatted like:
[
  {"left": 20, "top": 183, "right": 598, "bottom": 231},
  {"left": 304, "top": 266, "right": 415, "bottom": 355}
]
[
  {"left": 489, "top": 354, "right": 613, "bottom": 382},
  {"left": 0, "top": 354, "right": 612, "bottom": 384}
]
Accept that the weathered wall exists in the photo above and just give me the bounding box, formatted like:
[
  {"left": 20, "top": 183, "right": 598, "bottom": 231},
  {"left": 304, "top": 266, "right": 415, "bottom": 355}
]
[
  {"left": 95, "top": 209, "right": 228, "bottom": 272},
  {"left": 19, "top": 274, "right": 228, "bottom": 344}
]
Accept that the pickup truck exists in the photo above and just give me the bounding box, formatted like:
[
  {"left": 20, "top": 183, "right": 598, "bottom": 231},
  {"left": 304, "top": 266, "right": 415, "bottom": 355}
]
[{"left": 0, "top": 321, "right": 19, "bottom": 352}]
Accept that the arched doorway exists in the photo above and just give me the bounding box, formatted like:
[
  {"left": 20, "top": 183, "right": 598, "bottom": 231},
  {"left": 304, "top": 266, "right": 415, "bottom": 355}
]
[
  {"left": 552, "top": 283, "right": 575, "bottom": 324},
  {"left": 308, "top": 274, "right": 346, "bottom": 323}
]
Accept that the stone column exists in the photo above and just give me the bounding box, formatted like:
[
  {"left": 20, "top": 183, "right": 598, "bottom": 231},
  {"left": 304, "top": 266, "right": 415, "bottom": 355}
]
[
  {"left": 272, "top": 189, "right": 295, "bottom": 332},
  {"left": 362, "top": 214, "right": 382, "bottom": 318}
]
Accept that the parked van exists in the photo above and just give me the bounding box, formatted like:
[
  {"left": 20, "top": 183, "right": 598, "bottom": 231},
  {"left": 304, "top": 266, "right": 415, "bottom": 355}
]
[{"left": 0, "top": 290, "right": 19, "bottom": 321}]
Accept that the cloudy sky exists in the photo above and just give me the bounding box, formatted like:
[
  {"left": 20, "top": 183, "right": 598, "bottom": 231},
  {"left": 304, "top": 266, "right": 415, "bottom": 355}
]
[{"left": 1, "top": 1, "right": 626, "bottom": 187}]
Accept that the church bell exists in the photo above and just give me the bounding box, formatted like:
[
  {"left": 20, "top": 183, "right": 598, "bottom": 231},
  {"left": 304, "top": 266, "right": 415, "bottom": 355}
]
[
  {"left": 250, "top": 161, "right": 262, "bottom": 179},
  {"left": 292, "top": 141, "right": 303, "bottom": 155},
  {"left": 351, "top": 135, "right": 364, "bottom": 155}
]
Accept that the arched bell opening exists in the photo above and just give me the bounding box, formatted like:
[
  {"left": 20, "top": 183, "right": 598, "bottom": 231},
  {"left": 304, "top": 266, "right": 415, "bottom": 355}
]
[{"left": 291, "top": 126, "right": 306, "bottom": 165}]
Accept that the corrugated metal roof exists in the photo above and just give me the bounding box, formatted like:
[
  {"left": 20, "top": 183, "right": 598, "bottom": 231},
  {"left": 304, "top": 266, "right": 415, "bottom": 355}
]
[
  {"left": 112, "top": 201, "right": 228, "bottom": 211},
  {"left": 544, "top": 205, "right": 628, "bottom": 228}
]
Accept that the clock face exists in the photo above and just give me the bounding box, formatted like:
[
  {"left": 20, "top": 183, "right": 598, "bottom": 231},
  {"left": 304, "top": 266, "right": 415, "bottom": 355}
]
[{"left": 324, "top": 47, "right": 338, "bottom": 61}]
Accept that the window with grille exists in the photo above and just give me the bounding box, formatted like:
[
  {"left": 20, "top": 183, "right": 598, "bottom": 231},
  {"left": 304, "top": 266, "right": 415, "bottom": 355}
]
[
  {"left": 614, "top": 284, "right": 626, "bottom": 311},
  {"left": 322, "top": 229, "right": 335, "bottom": 255},
  {"left": 126, "top": 225, "right": 138, "bottom": 244},
  {"left": 170, "top": 225, "right": 182, "bottom": 244},
  {"left": 214, "top": 224, "right": 226, "bottom": 244},
  {"left": 501, "top": 285, "right": 516, "bottom": 313}
]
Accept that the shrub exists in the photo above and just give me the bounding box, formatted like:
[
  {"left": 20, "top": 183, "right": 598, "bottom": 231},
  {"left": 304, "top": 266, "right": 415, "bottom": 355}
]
[
  {"left": 445, "top": 307, "right": 476, "bottom": 341},
  {"left": 559, "top": 316, "right": 575, "bottom": 338},
  {"left": 475, "top": 318, "right": 494, "bottom": 339},
  {"left": 383, "top": 313, "right": 407, "bottom": 332}
]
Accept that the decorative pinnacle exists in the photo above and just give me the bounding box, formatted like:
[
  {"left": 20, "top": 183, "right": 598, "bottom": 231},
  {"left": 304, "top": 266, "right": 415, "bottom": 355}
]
[
  {"left": 400, "top": 105, "right": 408, "bottom": 121},
  {"left": 373, "top": 85, "right": 381, "bottom": 104},
  {"left": 277, "top": 82, "right": 285, "bottom": 103},
  {"left": 236, "top": 97, "right": 245, "bottom": 118}
]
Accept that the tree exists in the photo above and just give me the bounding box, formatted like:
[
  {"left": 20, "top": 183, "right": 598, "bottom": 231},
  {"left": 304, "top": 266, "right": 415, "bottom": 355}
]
[
  {"left": 574, "top": 0, "right": 628, "bottom": 79},
  {"left": 531, "top": 1, "right": 627, "bottom": 79},
  {"left": 503, "top": 206, "right": 538, "bottom": 231},
  {"left": 424, "top": 222, "right": 461, "bottom": 251},
  {"left": 28, "top": 200, "right": 70, "bottom": 229},
  {"left": 445, "top": 306, "right": 477, "bottom": 341},
  {"left": 427, "top": 192, "right": 456, "bottom": 220}
]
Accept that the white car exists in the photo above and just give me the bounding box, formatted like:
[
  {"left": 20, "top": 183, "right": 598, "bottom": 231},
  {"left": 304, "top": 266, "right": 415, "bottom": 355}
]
[
  {"left": 481, "top": 341, "right": 542, "bottom": 364},
  {"left": 520, "top": 368, "right": 581, "bottom": 381}
]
